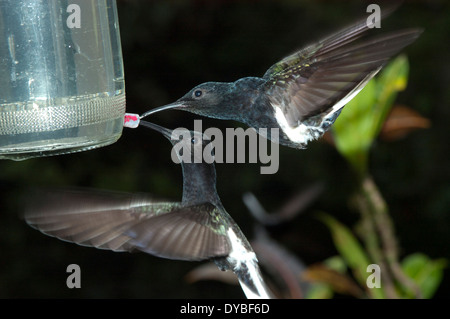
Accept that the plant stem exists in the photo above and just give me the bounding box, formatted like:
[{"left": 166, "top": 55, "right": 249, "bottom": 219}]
[
  {"left": 359, "top": 175, "right": 422, "bottom": 299},
  {"left": 354, "top": 193, "right": 398, "bottom": 298}
]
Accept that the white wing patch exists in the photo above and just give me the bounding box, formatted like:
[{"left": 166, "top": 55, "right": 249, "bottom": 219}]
[
  {"left": 274, "top": 107, "right": 323, "bottom": 145},
  {"left": 272, "top": 67, "right": 381, "bottom": 145}
]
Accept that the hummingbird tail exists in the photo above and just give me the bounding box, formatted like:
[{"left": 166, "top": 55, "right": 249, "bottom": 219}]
[
  {"left": 225, "top": 227, "right": 274, "bottom": 299},
  {"left": 235, "top": 260, "right": 274, "bottom": 299}
]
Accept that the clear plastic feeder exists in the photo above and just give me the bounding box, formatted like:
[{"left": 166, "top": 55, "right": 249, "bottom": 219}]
[{"left": 0, "top": 0, "right": 126, "bottom": 160}]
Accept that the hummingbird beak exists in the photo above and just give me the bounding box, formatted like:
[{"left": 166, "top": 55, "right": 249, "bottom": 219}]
[
  {"left": 140, "top": 101, "right": 185, "bottom": 119},
  {"left": 139, "top": 120, "right": 173, "bottom": 140}
]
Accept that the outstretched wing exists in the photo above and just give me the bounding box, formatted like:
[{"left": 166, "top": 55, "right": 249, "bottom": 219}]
[
  {"left": 23, "top": 188, "right": 230, "bottom": 261},
  {"left": 125, "top": 203, "right": 229, "bottom": 260},
  {"left": 263, "top": 16, "right": 422, "bottom": 128}
]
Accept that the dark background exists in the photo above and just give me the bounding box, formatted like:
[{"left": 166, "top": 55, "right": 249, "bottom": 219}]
[{"left": 1, "top": 0, "right": 449, "bottom": 298}]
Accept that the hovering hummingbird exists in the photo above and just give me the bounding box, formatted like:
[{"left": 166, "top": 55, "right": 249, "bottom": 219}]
[
  {"left": 23, "top": 120, "right": 273, "bottom": 299},
  {"left": 141, "top": 15, "right": 422, "bottom": 148}
]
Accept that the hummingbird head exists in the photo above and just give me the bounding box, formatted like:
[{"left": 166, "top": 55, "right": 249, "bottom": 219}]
[
  {"left": 139, "top": 120, "right": 214, "bottom": 163},
  {"left": 179, "top": 82, "right": 224, "bottom": 107},
  {"left": 140, "top": 82, "right": 235, "bottom": 119},
  {"left": 139, "top": 120, "right": 219, "bottom": 204},
  {"left": 140, "top": 120, "right": 214, "bottom": 163}
]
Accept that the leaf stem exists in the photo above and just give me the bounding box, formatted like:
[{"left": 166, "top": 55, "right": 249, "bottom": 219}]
[{"left": 358, "top": 175, "right": 423, "bottom": 298}]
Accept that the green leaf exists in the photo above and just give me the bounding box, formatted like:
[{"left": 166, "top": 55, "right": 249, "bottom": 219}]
[
  {"left": 331, "top": 55, "right": 410, "bottom": 175},
  {"left": 332, "top": 80, "right": 376, "bottom": 174},
  {"left": 305, "top": 282, "right": 334, "bottom": 299},
  {"left": 324, "top": 255, "right": 347, "bottom": 273},
  {"left": 317, "top": 213, "right": 384, "bottom": 298},
  {"left": 401, "top": 253, "right": 447, "bottom": 298},
  {"left": 372, "top": 55, "right": 410, "bottom": 137},
  {"left": 305, "top": 256, "right": 346, "bottom": 299}
]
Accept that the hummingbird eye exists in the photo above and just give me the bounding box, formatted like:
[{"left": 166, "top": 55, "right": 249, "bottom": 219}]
[{"left": 193, "top": 89, "right": 203, "bottom": 98}]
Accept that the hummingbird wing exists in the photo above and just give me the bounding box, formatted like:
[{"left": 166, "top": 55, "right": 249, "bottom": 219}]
[
  {"left": 23, "top": 188, "right": 230, "bottom": 261},
  {"left": 262, "top": 18, "right": 422, "bottom": 130},
  {"left": 125, "top": 202, "right": 230, "bottom": 261}
]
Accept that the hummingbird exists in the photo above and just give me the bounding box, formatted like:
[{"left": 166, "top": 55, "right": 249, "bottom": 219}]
[
  {"left": 23, "top": 120, "right": 273, "bottom": 299},
  {"left": 140, "top": 15, "right": 422, "bottom": 148}
]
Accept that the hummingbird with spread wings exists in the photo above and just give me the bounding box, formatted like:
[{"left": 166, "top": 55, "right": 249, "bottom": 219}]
[
  {"left": 141, "top": 13, "right": 422, "bottom": 148},
  {"left": 24, "top": 120, "right": 273, "bottom": 299}
]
